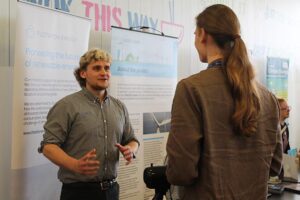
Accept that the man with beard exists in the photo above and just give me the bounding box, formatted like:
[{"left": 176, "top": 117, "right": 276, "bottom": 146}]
[
  {"left": 39, "top": 48, "right": 139, "bottom": 200},
  {"left": 278, "top": 98, "right": 291, "bottom": 154}
]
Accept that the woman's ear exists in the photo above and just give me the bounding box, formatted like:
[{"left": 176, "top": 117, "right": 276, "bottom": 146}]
[{"left": 199, "top": 28, "right": 207, "bottom": 44}]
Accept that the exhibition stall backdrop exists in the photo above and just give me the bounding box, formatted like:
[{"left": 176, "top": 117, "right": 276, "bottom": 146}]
[{"left": 1, "top": 1, "right": 300, "bottom": 200}]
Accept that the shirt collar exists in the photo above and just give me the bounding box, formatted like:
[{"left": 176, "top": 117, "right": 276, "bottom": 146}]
[{"left": 81, "top": 87, "right": 110, "bottom": 103}]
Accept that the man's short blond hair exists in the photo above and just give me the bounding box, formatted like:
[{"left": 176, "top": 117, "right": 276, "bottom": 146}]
[
  {"left": 74, "top": 48, "right": 112, "bottom": 87},
  {"left": 277, "top": 98, "right": 286, "bottom": 104}
]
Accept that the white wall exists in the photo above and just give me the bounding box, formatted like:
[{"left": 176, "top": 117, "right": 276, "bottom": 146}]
[
  {"left": 0, "top": 67, "right": 12, "bottom": 200},
  {"left": 1, "top": 0, "right": 300, "bottom": 199},
  {"left": 0, "top": 2, "right": 11, "bottom": 199},
  {"left": 0, "top": 0, "right": 9, "bottom": 66}
]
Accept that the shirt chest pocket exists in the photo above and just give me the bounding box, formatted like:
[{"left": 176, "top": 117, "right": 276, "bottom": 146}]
[{"left": 72, "top": 111, "right": 104, "bottom": 138}]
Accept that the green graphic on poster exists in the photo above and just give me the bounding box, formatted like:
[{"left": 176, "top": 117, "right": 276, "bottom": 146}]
[{"left": 266, "top": 57, "right": 289, "bottom": 99}]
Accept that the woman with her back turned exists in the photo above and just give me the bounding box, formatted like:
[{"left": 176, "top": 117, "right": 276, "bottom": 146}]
[{"left": 166, "top": 4, "right": 282, "bottom": 200}]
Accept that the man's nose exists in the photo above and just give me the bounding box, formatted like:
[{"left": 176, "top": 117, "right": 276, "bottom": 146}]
[{"left": 99, "top": 68, "right": 107, "bottom": 74}]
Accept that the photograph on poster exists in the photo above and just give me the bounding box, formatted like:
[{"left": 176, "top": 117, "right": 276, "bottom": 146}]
[
  {"left": 266, "top": 57, "right": 289, "bottom": 99},
  {"left": 143, "top": 112, "right": 171, "bottom": 134}
]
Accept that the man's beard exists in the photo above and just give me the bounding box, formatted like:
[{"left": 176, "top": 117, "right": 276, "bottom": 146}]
[{"left": 90, "top": 82, "right": 109, "bottom": 91}]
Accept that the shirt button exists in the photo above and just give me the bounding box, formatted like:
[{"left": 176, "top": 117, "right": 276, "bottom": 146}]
[
  {"left": 104, "top": 120, "right": 106, "bottom": 123},
  {"left": 105, "top": 167, "right": 107, "bottom": 171},
  {"left": 105, "top": 136, "right": 107, "bottom": 139}
]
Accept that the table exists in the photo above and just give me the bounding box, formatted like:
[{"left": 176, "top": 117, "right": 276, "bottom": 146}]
[
  {"left": 268, "top": 165, "right": 300, "bottom": 200},
  {"left": 269, "top": 191, "right": 300, "bottom": 199}
]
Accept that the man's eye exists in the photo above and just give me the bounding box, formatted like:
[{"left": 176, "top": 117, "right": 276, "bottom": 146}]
[
  {"left": 93, "top": 66, "right": 101, "bottom": 71},
  {"left": 104, "top": 66, "right": 110, "bottom": 71}
]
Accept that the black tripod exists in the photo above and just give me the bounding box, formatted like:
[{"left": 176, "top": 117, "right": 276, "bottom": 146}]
[
  {"left": 144, "top": 165, "right": 170, "bottom": 200},
  {"left": 152, "top": 185, "right": 169, "bottom": 200}
]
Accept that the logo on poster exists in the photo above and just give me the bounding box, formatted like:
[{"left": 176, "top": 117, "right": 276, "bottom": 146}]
[{"left": 25, "top": 0, "right": 73, "bottom": 12}]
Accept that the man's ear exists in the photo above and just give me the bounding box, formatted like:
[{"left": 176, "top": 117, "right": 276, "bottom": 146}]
[{"left": 80, "top": 70, "right": 86, "bottom": 79}]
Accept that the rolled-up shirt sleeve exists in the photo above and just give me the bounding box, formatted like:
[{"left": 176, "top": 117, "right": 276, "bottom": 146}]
[
  {"left": 166, "top": 80, "right": 203, "bottom": 185},
  {"left": 120, "top": 102, "right": 140, "bottom": 146},
  {"left": 38, "top": 100, "right": 72, "bottom": 153}
]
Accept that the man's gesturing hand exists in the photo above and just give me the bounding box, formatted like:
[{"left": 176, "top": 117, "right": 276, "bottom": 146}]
[
  {"left": 115, "top": 143, "right": 134, "bottom": 165},
  {"left": 73, "top": 148, "right": 100, "bottom": 175}
]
